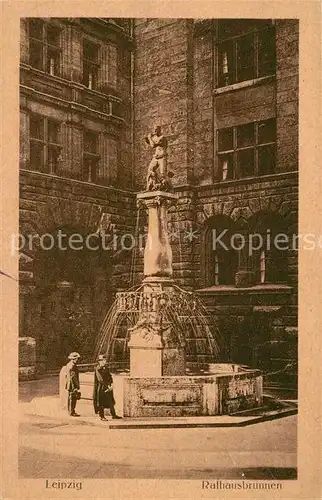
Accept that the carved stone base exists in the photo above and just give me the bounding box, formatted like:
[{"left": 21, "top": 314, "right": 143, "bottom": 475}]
[
  {"left": 123, "top": 369, "right": 263, "bottom": 417},
  {"left": 128, "top": 316, "right": 186, "bottom": 377},
  {"left": 129, "top": 348, "right": 162, "bottom": 377},
  {"left": 162, "top": 347, "right": 186, "bottom": 376}
]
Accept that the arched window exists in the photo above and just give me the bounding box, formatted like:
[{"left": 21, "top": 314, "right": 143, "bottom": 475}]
[
  {"left": 203, "top": 216, "right": 239, "bottom": 287},
  {"left": 250, "top": 212, "right": 288, "bottom": 285}
]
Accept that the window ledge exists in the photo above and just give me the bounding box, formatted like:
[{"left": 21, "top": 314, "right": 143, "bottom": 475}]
[
  {"left": 21, "top": 63, "right": 83, "bottom": 89},
  {"left": 82, "top": 85, "right": 121, "bottom": 102},
  {"left": 196, "top": 284, "right": 293, "bottom": 294},
  {"left": 196, "top": 170, "right": 298, "bottom": 192},
  {"left": 20, "top": 168, "right": 136, "bottom": 195},
  {"left": 213, "top": 75, "right": 275, "bottom": 95},
  {"left": 20, "top": 63, "right": 121, "bottom": 101}
]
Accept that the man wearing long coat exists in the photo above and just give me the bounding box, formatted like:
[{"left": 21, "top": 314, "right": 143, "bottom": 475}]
[
  {"left": 59, "top": 352, "right": 81, "bottom": 416},
  {"left": 93, "top": 355, "right": 121, "bottom": 420}
]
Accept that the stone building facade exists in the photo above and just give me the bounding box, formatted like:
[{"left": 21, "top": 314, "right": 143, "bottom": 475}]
[
  {"left": 134, "top": 19, "right": 298, "bottom": 387},
  {"left": 19, "top": 18, "right": 299, "bottom": 383},
  {"left": 19, "top": 18, "right": 137, "bottom": 371}
]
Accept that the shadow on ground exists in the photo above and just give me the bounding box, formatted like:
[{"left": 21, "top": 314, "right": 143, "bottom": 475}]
[
  {"left": 19, "top": 377, "right": 59, "bottom": 403},
  {"left": 19, "top": 445, "right": 297, "bottom": 480}
]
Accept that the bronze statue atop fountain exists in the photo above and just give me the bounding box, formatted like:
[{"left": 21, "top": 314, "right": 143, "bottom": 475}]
[{"left": 145, "top": 126, "right": 174, "bottom": 192}]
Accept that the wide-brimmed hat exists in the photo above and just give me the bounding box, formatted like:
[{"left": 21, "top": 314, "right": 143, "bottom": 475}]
[
  {"left": 97, "top": 354, "right": 107, "bottom": 361},
  {"left": 68, "top": 352, "right": 81, "bottom": 360}
]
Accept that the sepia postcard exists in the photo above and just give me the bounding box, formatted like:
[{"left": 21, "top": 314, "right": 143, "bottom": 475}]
[{"left": 0, "top": 1, "right": 321, "bottom": 499}]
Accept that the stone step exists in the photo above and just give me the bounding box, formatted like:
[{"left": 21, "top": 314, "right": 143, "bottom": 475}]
[
  {"left": 263, "top": 385, "right": 298, "bottom": 400},
  {"left": 229, "top": 395, "right": 297, "bottom": 417}
]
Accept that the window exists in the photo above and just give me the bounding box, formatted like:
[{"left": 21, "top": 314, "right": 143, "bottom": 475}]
[
  {"left": 259, "top": 250, "right": 266, "bottom": 284},
  {"left": 29, "top": 114, "right": 62, "bottom": 174},
  {"left": 83, "top": 40, "right": 100, "bottom": 90},
  {"left": 212, "top": 249, "right": 238, "bottom": 286},
  {"left": 217, "top": 20, "right": 275, "bottom": 87},
  {"left": 254, "top": 243, "right": 287, "bottom": 284},
  {"left": 29, "top": 19, "right": 61, "bottom": 75},
  {"left": 209, "top": 227, "right": 238, "bottom": 286},
  {"left": 213, "top": 252, "right": 219, "bottom": 285},
  {"left": 83, "top": 130, "right": 99, "bottom": 182},
  {"left": 251, "top": 213, "right": 288, "bottom": 285},
  {"left": 217, "top": 118, "right": 276, "bottom": 180}
]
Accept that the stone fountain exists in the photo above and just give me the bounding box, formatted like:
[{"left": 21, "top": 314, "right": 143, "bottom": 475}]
[{"left": 96, "top": 126, "right": 263, "bottom": 418}]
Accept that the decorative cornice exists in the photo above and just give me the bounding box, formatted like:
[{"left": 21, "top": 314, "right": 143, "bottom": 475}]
[
  {"left": 76, "top": 18, "right": 134, "bottom": 48},
  {"left": 137, "top": 190, "right": 178, "bottom": 209},
  {"left": 196, "top": 284, "right": 293, "bottom": 295},
  {"left": 20, "top": 169, "right": 137, "bottom": 197},
  {"left": 213, "top": 75, "right": 276, "bottom": 96},
  {"left": 20, "top": 63, "right": 84, "bottom": 90},
  {"left": 20, "top": 84, "right": 125, "bottom": 126},
  {"left": 169, "top": 171, "right": 298, "bottom": 197}
]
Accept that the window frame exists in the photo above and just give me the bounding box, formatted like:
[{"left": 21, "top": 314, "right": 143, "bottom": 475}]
[
  {"left": 82, "top": 38, "right": 100, "bottom": 90},
  {"left": 216, "top": 21, "right": 276, "bottom": 88},
  {"left": 83, "top": 130, "right": 100, "bottom": 183},
  {"left": 208, "top": 227, "right": 239, "bottom": 287},
  {"left": 253, "top": 239, "right": 287, "bottom": 285},
  {"left": 216, "top": 118, "right": 276, "bottom": 181},
  {"left": 28, "top": 19, "right": 61, "bottom": 76},
  {"left": 259, "top": 249, "right": 266, "bottom": 284},
  {"left": 29, "top": 113, "right": 62, "bottom": 174},
  {"left": 213, "top": 251, "right": 219, "bottom": 286}
]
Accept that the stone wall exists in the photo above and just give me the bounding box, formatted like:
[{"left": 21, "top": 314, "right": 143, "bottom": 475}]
[
  {"left": 20, "top": 18, "right": 133, "bottom": 189},
  {"left": 192, "top": 23, "right": 213, "bottom": 185},
  {"left": 134, "top": 19, "right": 195, "bottom": 188},
  {"left": 134, "top": 20, "right": 299, "bottom": 187},
  {"left": 19, "top": 170, "right": 136, "bottom": 371},
  {"left": 19, "top": 337, "right": 36, "bottom": 380},
  {"left": 19, "top": 18, "right": 136, "bottom": 371},
  {"left": 167, "top": 172, "right": 298, "bottom": 374},
  {"left": 194, "top": 172, "right": 298, "bottom": 288},
  {"left": 275, "top": 20, "right": 299, "bottom": 173},
  {"left": 132, "top": 19, "right": 299, "bottom": 382}
]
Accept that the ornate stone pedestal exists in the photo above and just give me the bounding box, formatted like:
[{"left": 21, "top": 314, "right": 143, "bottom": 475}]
[
  {"left": 123, "top": 369, "right": 263, "bottom": 418},
  {"left": 128, "top": 317, "right": 186, "bottom": 377},
  {"left": 137, "top": 190, "right": 177, "bottom": 278},
  {"left": 127, "top": 190, "right": 186, "bottom": 379}
]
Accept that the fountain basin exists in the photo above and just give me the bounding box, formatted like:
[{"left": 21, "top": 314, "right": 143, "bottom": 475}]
[
  {"left": 76, "top": 364, "right": 262, "bottom": 417},
  {"left": 123, "top": 366, "right": 263, "bottom": 417}
]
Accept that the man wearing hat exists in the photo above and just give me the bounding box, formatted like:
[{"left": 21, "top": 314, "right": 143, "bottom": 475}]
[
  {"left": 93, "top": 355, "right": 121, "bottom": 421},
  {"left": 64, "top": 352, "right": 81, "bottom": 417}
]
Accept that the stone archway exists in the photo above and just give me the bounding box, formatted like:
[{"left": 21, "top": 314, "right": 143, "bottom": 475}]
[
  {"left": 19, "top": 194, "right": 132, "bottom": 372},
  {"left": 31, "top": 227, "right": 114, "bottom": 372}
]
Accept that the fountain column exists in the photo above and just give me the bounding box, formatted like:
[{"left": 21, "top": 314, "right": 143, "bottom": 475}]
[
  {"left": 128, "top": 189, "right": 186, "bottom": 377},
  {"left": 139, "top": 191, "right": 176, "bottom": 281}
]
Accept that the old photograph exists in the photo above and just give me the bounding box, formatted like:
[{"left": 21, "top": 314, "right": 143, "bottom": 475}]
[
  {"left": 0, "top": 2, "right": 319, "bottom": 496},
  {"left": 16, "top": 16, "right": 300, "bottom": 484}
]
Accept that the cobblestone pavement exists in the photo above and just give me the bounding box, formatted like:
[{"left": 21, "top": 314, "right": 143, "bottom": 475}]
[{"left": 19, "top": 377, "right": 297, "bottom": 480}]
